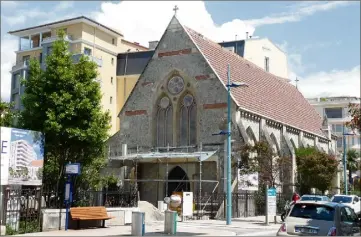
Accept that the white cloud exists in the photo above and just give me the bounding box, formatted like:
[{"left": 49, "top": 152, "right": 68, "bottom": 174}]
[
  {"left": 1, "top": 35, "right": 18, "bottom": 102},
  {"left": 277, "top": 41, "right": 360, "bottom": 98},
  {"left": 298, "top": 66, "right": 360, "bottom": 98},
  {"left": 53, "top": 1, "right": 74, "bottom": 12},
  {"left": 245, "top": 1, "right": 353, "bottom": 27},
  {"left": 92, "top": 1, "right": 256, "bottom": 47},
  {"left": 1, "top": 2, "right": 74, "bottom": 26},
  {"left": 0, "top": 1, "right": 19, "bottom": 9}
]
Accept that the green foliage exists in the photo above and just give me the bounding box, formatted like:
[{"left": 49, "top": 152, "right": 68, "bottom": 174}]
[
  {"left": 19, "top": 30, "right": 111, "bottom": 192},
  {"left": 237, "top": 141, "right": 292, "bottom": 188},
  {"left": 296, "top": 147, "right": 339, "bottom": 194},
  {"left": 347, "top": 103, "right": 360, "bottom": 132},
  {"left": 0, "top": 100, "right": 20, "bottom": 127},
  {"left": 6, "top": 220, "right": 40, "bottom": 235}
]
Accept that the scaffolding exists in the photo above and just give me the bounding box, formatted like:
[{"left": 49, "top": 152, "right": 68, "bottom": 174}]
[{"left": 107, "top": 143, "right": 221, "bottom": 216}]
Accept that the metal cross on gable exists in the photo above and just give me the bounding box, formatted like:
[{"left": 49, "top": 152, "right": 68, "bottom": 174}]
[
  {"left": 173, "top": 5, "right": 179, "bottom": 15},
  {"left": 295, "top": 77, "right": 299, "bottom": 89}
]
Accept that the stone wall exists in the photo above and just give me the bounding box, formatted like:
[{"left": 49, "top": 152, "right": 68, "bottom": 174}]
[{"left": 41, "top": 207, "right": 138, "bottom": 231}]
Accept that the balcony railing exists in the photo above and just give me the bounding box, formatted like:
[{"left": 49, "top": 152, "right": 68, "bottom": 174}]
[
  {"left": 42, "top": 35, "right": 73, "bottom": 44},
  {"left": 12, "top": 56, "right": 41, "bottom": 72},
  {"left": 72, "top": 53, "right": 103, "bottom": 67}
]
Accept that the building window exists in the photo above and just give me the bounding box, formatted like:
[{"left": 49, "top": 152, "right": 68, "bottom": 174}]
[
  {"left": 179, "top": 94, "right": 197, "bottom": 146},
  {"left": 110, "top": 96, "right": 113, "bottom": 104},
  {"left": 351, "top": 137, "right": 355, "bottom": 145},
  {"left": 337, "top": 137, "right": 343, "bottom": 148},
  {"left": 47, "top": 46, "right": 53, "bottom": 55},
  {"left": 358, "top": 138, "right": 361, "bottom": 145},
  {"left": 84, "top": 47, "right": 92, "bottom": 56},
  {"left": 112, "top": 38, "right": 115, "bottom": 45},
  {"left": 334, "top": 124, "right": 343, "bottom": 133},
  {"left": 111, "top": 58, "right": 114, "bottom": 65},
  {"left": 111, "top": 77, "right": 113, "bottom": 84},
  {"left": 23, "top": 55, "right": 30, "bottom": 65},
  {"left": 156, "top": 96, "right": 173, "bottom": 147},
  {"left": 325, "top": 107, "right": 343, "bottom": 119},
  {"left": 13, "top": 73, "right": 21, "bottom": 89},
  {"left": 39, "top": 53, "right": 42, "bottom": 64},
  {"left": 264, "top": 57, "right": 269, "bottom": 72}
]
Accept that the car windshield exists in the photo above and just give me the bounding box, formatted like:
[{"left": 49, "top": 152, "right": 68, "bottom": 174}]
[
  {"left": 301, "top": 196, "right": 323, "bottom": 201},
  {"left": 289, "top": 203, "right": 335, "bottom": 221},
  {"left": 331, "top": 196, "right": 352, "bottom": 203}
]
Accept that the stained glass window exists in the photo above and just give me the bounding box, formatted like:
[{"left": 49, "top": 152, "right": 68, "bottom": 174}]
[
  {"left": 157, "top": 96, "right": 173, "bottom": 147},
  {"left": 179, "top": 94, "right": 197, "bottom": 146}
]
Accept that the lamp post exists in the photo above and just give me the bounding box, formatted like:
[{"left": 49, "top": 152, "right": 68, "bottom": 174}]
[
  {"left": 212, "top": 64, "right": 248, "bottom": 225},
  {"left": 342, "top": 124, "right": 355, "bottom": 195}
]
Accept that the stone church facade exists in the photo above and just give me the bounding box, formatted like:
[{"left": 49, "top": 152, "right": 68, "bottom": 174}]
[{"left": 106, "top": 16, "right": 339, "bottom": 207}]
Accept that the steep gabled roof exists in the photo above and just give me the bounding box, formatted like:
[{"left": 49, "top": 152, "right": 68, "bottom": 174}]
[{"left": 183, "top": 25, "right": 324, "bottom": 137}]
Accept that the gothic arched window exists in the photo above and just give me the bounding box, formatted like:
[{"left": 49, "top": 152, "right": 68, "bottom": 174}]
[
  {"left": 157, "top": 96, "right": 173, "bottom": 147},
  {"left": 179, "top": 94, "right": 197, "bottom": 146}
]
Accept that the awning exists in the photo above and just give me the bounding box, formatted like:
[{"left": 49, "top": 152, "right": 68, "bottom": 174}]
[{"left": 108, "top": 150, "right": 218, "bottom": 163}]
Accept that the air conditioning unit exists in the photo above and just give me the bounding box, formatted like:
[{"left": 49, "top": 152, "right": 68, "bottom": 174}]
[{"left": 224, "top": 46, "right": 235, "bottom": 53}]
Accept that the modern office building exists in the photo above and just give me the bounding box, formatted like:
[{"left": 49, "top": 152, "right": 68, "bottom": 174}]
[
  {"left": 8, "top": 16, "right": 148, "bottom": 135},
  {"left": 307, "top": 96, "right": 361, "bottom": 153}
]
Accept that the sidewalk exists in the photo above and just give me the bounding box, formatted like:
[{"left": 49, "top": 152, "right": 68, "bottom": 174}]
[{"left": 15, "top": 217, "right": 280, "bottom": 236}]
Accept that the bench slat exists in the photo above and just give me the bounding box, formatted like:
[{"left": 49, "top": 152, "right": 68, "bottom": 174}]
[{"left": 70, "top": 206, "right": 113, "bottom": 220}]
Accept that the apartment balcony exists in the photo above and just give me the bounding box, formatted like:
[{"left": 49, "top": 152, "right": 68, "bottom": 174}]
[
  {"left": 72, "top": 53, "right": 103, "bottom": 67},
  {"left": 41, "top": 34, "right": 74, "bottom": 44},
  {"left": 11, "top": 56, "right": 41, "bottom": 72}
]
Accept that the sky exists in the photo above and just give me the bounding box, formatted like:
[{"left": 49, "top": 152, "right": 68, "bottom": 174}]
[{"left": 1, "top": 1, "right": 360, "bottom": 101}]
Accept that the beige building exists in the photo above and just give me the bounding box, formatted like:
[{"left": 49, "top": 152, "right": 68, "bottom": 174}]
[{"left": 8, "top": 16, "right": 147, "bottom": 135}]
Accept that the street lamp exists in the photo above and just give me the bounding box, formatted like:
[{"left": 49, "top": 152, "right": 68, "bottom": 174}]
[
  {"left": 342, "top": 124, "right": 355, "bottom": 195},
  {"left": 213, "top": 64, "right": 248, "bottom": 225}
]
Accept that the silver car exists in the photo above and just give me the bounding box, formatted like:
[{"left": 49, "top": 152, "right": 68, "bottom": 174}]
[{"left": 277, "top": 201, "right": 361, "bottom": 236}]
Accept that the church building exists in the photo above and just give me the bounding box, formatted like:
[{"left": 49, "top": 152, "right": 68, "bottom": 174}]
[{"left": 106, "top": 15, "right": 339, "bottom": 212}]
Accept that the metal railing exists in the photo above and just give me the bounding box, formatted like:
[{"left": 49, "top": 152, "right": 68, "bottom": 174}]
[{"left": 41, "top": 35, "right": 73, "bottom": 44}]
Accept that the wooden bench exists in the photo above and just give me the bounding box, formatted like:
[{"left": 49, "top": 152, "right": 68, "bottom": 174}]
[{"left": 70, "top": 206, "right": 114, "bottom": 229}]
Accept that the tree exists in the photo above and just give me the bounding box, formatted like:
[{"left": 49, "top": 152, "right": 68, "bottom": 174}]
[
  {"left": 296, "top": 147, "right": 339, "bottom": 194},
  {"left": 237, "top": 141, "right": 292, "bottom": 188},
  {"left": 347, "top": 103, "right": 360, "bottom": 132},
  {"left": 20, "top": 30, "right": 111, "bottom": 192},
  {"left": 0, "top": 100, "right": 19, "bottom": 127},
  {"left": 347, "top": 149, "right": 360, "bottom": 187}
]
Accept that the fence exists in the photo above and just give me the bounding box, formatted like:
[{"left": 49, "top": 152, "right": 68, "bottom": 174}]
[
  {"left": 3, "top": 186, "right": 138, "bottom": 235},
  {"left": 193, "top": 191, "right": 289, "bottom": 219}
]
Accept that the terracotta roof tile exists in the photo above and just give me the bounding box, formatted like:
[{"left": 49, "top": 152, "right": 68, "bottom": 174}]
[{"left": 184, "top": 26, "right": 324, "bottom": 137}]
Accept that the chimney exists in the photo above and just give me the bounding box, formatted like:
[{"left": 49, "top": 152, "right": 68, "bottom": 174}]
[
  {"left": 148, "top": 41, "right": 159, "bottom": 50},
  {"left": 246, "top": 32, "right": 249, "bottom": 39}
]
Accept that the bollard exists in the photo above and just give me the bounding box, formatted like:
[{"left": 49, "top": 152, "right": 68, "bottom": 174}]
[
  {"left": 131, "top": 211, "right": 145, "bottom": 236},
  {"left": 164, "top": 210, "right": 177, "bottom": 235}
]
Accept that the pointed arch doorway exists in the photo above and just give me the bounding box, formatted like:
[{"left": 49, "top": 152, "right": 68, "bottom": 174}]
[{"left": 166, "top": 166, "right": 190, "bottom": 197}]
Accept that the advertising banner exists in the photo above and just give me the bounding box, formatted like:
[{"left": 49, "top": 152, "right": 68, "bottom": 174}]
[{"left": 1, "top": 127, "right": 44, "bottom": 186}]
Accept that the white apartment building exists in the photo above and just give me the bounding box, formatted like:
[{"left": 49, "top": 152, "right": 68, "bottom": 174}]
[
  {"left": 307, "top": 96, "right": 361, "bottom": 153},
  {"left": 10, "top": 140, "right": 37, "bottom": 171}
]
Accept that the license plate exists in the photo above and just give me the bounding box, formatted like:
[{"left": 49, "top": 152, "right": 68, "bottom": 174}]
[{"left": 295, "top": 227, "right": 318, "bottom": 234}]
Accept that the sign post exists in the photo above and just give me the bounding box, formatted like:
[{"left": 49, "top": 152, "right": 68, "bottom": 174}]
[
  {"left": 265, "top": 186, "right": 277, "bottom": 225},
  {"left": 64, "top": 162, "right": 80, "bottom": 231}
]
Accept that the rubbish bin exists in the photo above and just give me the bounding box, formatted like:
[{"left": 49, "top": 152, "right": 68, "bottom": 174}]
[
  {"left": 164, "top": 210, "right": 177, "bottom": 235},
  {"left": 131, "top": 211, "right": 145, "bottom": 236}
]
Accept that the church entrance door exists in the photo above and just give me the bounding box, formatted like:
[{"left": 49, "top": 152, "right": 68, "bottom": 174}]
[{"left": 166, "top": 166, "right": 190, "bottom": 197}]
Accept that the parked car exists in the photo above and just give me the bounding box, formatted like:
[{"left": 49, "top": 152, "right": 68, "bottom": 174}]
[
  {"left": 300, "top": 195, "right": 330, "bottom": 202},
  {"left": 277, "top": 201, "right": 361, "bottom": 236},
  {"left": 330, "top": 195, "right": 361, "bottom": 214}
]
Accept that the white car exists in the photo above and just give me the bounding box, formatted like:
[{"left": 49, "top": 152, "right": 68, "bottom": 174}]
[{"left": 330, "top": 195, "right": 361, "bottom": 214}]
